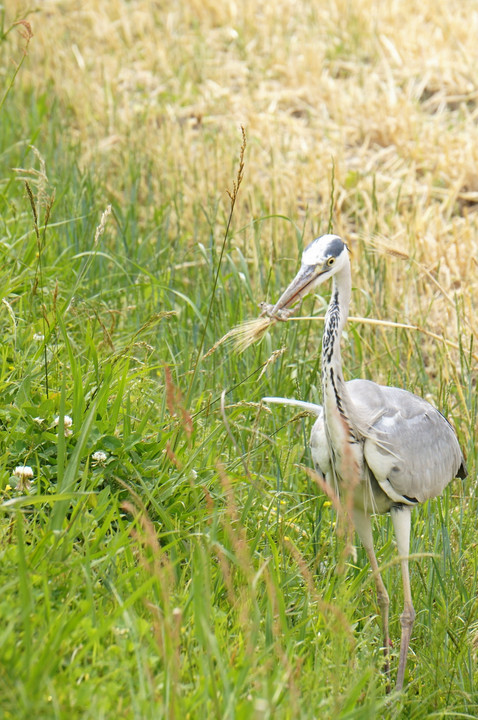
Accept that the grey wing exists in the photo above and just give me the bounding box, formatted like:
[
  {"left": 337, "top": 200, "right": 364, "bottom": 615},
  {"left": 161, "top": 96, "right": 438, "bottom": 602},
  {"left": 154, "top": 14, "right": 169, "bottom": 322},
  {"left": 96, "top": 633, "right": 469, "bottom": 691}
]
[{"left": 347, "top": 379, "right": 467, "bottom": 504}]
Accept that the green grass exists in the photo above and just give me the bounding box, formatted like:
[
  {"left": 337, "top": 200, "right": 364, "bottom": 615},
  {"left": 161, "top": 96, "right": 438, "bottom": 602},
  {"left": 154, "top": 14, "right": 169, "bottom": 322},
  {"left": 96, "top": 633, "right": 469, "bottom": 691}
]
[{"left": 0, "top": 5, "right": 477, "bottom": 719}]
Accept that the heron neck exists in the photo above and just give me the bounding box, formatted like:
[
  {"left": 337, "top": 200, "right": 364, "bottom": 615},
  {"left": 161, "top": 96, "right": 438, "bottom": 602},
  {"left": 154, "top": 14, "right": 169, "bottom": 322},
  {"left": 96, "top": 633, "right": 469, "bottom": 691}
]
[
  {"left": 321, "top": 260, "right": 362, "bottom": 487},
  {"left": 321, "top": 264, "right": 351, "bottom": 381}
]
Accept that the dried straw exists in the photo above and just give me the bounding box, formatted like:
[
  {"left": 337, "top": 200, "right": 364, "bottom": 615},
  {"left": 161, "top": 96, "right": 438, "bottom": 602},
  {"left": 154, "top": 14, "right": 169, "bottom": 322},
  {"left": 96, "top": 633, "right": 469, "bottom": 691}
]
[{"left": 206, "top": 311, "right": 478, "bottom": 361}]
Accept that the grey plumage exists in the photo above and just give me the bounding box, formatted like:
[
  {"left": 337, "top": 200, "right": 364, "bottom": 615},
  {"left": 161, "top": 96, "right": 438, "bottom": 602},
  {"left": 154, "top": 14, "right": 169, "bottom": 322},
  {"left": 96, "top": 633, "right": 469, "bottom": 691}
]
[{"left": 262, "top": 233, "right": 467, "bottom": 692}]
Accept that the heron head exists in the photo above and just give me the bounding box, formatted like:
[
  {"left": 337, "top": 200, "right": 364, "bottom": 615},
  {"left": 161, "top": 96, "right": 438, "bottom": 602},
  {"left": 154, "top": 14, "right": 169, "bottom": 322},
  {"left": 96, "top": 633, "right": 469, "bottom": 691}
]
[{"left": 270, "top": 234, "right": 349, "bottom": 315}]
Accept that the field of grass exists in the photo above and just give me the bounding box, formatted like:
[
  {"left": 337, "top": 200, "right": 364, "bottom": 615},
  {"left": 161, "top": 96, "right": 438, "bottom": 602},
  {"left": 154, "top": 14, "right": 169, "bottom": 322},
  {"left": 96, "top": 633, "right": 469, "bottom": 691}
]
[{"left": 1, "top": 1, "right": 477, "bottom": 718}]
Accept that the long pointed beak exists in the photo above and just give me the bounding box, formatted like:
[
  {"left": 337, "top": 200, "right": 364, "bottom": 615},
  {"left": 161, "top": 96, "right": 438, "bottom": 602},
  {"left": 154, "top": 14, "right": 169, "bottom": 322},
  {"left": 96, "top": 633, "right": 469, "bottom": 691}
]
[{"left": 271, "top": 264, "right": 324, "bottom": 315}]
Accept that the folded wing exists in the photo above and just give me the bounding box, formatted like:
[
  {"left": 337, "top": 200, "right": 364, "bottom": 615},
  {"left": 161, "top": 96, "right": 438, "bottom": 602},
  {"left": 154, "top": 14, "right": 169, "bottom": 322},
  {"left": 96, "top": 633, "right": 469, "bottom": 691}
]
[{"left": 348, "top": 379, "right": 467, "bottom": 505}]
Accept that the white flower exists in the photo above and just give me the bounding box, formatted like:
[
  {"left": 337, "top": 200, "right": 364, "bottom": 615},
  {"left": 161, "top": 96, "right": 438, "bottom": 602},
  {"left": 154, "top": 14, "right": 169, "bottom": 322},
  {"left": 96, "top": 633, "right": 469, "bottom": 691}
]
[
  {"left": 54, "top": 415, "right": 73, "bottom": 436},
  {"left": 54, "top": 415, "right": 72, "bottom": 428},
  {"left": 33, "top": 333, "right": 44, "bottom": 342},
  {"left": 13, "top": 465, "right": 34, "bottom": 492},
  {"left": 14, "top": 466, "right": 34, "bottom": 479},
  {"left": 91, "top": 450, "right": 108, "bottom": 466}
]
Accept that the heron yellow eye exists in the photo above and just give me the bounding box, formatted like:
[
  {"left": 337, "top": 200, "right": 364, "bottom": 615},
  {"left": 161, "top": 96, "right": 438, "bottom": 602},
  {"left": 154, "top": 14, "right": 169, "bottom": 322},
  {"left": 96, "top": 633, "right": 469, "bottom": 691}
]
[{"left": 327, "top": 257, "right": 335, "bottom": 267}]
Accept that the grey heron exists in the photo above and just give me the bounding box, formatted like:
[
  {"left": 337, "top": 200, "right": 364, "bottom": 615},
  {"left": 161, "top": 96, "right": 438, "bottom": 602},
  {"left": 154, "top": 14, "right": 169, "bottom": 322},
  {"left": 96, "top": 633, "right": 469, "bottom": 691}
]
[{"left": 262, "top": 233, "right": 467, "bottom": 691}]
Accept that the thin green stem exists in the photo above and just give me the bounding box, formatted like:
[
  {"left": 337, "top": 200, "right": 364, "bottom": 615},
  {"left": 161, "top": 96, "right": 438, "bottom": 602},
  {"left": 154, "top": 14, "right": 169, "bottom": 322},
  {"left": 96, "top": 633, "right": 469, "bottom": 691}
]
[{"left": 185, "top": 127, "right": 246, "bottom": 407}]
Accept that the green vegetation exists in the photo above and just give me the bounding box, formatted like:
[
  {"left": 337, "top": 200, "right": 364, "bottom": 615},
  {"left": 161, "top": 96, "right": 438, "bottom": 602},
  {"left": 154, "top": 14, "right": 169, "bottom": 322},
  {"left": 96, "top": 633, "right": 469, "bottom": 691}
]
[{"left": 0, "top": 2, "right": 476, "bottom": 718}]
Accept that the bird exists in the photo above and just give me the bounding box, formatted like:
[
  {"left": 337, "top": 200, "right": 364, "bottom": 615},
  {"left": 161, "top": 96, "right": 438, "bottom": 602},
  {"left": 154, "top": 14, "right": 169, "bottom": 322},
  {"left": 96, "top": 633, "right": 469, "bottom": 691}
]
[{"left": 261, "top": 233, "right": 467, "bottom": 692}]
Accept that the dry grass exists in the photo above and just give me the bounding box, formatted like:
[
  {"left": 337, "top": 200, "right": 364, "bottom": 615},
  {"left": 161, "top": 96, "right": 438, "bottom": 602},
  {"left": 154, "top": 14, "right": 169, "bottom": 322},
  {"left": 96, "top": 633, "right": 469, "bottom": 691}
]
[
  {"left": 5, "top": 2, "right": 476, "bottom": 344},
  {"left": 7, "top": 1, "right": 477, "bottom": 351}
]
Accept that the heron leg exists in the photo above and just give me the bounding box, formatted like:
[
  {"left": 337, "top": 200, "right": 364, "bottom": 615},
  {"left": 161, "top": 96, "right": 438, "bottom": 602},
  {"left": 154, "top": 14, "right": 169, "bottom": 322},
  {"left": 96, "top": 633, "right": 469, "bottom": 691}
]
[
  {"left": 352, "top": 508, "right": 391, "bottom": 691},
  {"left": 390, "top": 504, "right": 415, "bottom": 691}
]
